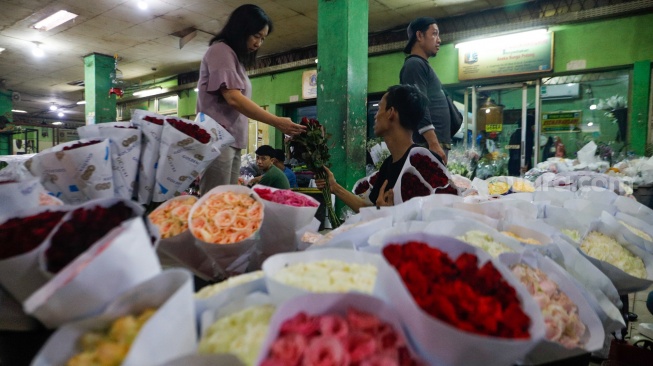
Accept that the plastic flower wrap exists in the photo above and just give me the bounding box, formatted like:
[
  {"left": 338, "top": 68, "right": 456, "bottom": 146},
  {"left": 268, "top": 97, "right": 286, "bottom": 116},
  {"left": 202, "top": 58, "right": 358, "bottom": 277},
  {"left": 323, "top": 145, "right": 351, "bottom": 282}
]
[
  {"left": 272, "top": 259, "right": 377, "bottom": 293},
  {"left": 619, "top": 220, "right": 653, "bottom": 242},
  {"left": 0, "top": 177, "right": 42, "bottom": 215},
  {"left": 366, "top": 137, "right": 390, "bottom": 171},
  {"left": 501, "top": 231, "right": 542, "bottom": 245},
  {"left": 199, "top": 304, "right": 276, "bottom": 366},
  {"left": 195, "top": 271, "right": 264, "bottom": 300},
  {"left": 148, "top": 196, "right": 197, "bottom": 239},
  {"left": 352, "top": 171, "right": 378, "bottom": 205},
  {"left": 510, "top": 264, "right": 586, "bottom": 348},
  {"left": 253, "top": 187, "right": 318, "bottom": 208},
  {"left": 580, "top": 231, "right": 647, "bottom": 279},
  {"left": 394, "top": 147, "right": 459, "bottom": 204}
]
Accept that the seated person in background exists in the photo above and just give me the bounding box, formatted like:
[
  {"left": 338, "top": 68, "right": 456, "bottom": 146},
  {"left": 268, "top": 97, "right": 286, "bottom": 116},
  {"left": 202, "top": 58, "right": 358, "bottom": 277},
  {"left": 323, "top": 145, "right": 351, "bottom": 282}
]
[
  {"left": 274, "top": 148, "right": 298, "bottom": 188},
  {"left": 248, "top": 145, "right": 290, "bottom": 189},
  {"left": 317, "top": 84, "right": 439, "bottom": 213}
]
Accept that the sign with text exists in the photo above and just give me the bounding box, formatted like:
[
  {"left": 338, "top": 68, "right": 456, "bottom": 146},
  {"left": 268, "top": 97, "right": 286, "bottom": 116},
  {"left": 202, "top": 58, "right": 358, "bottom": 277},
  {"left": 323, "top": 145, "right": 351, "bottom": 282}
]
[
  {"left": 457, "top": 30, "right": 554, "bottom": 80},
  {"left": 302, "top": 70, "right": 318, "bottom": 100},
  {"left": 541, "top": 111, "right": 582, "bottom": 133}
]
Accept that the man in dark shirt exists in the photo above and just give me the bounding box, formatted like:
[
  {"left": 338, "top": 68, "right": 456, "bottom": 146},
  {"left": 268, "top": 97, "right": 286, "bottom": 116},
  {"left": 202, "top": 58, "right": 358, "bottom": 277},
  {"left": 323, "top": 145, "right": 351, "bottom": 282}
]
[
  {"left": 400, "top": 17, "right": 449, "bottom": 164},
  {"left": 317, "top": 84, "right": 436, "bottom": 213}
]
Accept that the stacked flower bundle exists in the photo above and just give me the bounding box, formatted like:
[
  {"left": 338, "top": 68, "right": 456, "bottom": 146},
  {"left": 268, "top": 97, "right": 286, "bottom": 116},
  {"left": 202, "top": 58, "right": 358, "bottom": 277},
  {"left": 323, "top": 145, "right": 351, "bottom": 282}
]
[
  {"left": 395, "top": 148, "right": 458, "bottom": 204},
  {"left": 190, "top": 191, "right": 263, "bottom": 244},
  {"left": 148, "top": 196, "right": 198, "bottom": 239}
]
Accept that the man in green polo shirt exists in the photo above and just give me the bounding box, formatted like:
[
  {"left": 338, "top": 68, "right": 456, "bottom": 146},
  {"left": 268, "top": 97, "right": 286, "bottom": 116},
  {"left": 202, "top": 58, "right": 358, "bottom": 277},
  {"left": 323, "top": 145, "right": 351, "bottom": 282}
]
[{"left": 249, "top": 145, "right": 290, "bottom": 189}]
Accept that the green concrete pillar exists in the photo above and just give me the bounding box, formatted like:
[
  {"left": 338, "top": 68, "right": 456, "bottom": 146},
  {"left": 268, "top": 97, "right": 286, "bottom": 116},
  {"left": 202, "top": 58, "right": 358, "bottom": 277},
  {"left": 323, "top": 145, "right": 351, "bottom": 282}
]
[
  {"left": 632, "top": 61, "right": 651, "bottom": 156},
  {"left": 317, "top": 0, "right": 368, "bottom": 214},
  {"left": 83, "top": 53, "right": 116, "bottom": 124},
  {"left": 0, "top": 89, "right": 12, "bottom": 123}
]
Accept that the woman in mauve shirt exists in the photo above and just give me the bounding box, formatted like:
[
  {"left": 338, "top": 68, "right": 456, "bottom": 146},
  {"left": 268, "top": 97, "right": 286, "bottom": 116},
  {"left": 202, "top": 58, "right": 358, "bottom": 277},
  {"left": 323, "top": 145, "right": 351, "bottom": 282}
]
[{"left": 196, "top": 4, "right": 305, "bottom": 194}]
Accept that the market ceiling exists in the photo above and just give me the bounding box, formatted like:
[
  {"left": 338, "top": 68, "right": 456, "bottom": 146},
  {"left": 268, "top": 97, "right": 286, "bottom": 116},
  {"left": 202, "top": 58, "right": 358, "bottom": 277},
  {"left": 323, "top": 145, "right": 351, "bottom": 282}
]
[{"left": 0, "top": 0, "right": 535, "bottom": 123}]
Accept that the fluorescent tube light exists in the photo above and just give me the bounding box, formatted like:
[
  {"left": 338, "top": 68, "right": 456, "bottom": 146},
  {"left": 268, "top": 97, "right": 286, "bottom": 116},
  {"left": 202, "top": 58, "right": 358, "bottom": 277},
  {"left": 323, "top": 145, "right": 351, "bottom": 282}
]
[
  {"left": 52, "top": 121, "right": 63, "bottom": 125},
  {"left": 76, "top": 100, "right": 86, "bottom": 105},
  {"left": 12, "top": 109, "right": 27, "bottom": 113},
  {"left": 133, "top": 86, "right": 164, "bottom": 97},
  {"left": 455, "top": 29, "right": 548, "bottom": 50},
  {"left": 32, "top": 10, "right": 78, "bottom": 31},
  {"left": 32, "top": 43, "right": 44, "bottom": 57}
]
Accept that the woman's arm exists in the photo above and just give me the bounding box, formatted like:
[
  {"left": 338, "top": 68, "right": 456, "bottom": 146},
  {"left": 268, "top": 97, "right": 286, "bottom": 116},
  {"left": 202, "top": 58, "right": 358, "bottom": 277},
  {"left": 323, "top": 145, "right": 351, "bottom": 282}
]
[{"left": 221, "top": 89, "right": 305, "bottom": 135}]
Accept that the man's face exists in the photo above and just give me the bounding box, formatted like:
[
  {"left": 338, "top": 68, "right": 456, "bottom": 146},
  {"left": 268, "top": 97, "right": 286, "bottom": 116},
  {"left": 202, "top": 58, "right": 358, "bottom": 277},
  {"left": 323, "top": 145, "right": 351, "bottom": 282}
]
[
  {"left": 256, "top": 154, "right": 273, "bottom": 171},
  {"left": 417, "top": 24, "right": 441, "bottom": 57},
  {"left": 373, "top": 93, "right": 390, "bottom": 137}
]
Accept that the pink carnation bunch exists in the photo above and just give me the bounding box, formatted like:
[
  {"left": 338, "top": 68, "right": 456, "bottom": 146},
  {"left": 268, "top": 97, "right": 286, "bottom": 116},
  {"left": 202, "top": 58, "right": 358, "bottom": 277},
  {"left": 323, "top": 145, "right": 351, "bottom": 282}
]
[
  {"left": 254, "top": 188, "right": 318, "bottom": 208},
  {"left": 261, "top": 308, "right": 423, "bottom": 366}
]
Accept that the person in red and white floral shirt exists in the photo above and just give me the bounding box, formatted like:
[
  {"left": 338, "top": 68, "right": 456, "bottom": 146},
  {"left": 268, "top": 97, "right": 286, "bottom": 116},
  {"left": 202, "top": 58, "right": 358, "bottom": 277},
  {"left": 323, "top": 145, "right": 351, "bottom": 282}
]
[{"left": 317, "top": 84, "right": 442, "bottom": 213}]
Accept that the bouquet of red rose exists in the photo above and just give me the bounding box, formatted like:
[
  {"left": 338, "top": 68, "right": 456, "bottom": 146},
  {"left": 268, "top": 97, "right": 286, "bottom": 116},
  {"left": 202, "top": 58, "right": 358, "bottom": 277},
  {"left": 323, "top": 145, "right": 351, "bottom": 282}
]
[
  {"left": 23, "top": 198, "right": 161, "bottom": 328},
  {"left": 152, "top": 114, "right": 234, "bottom": 202},
  {"left": 352, "top": 171, "right": 378, "bottom": 206},
  {"left": 78, "top": 122, "right": 142, "bottom": 200},
  {"left": 289, "top": 117, "right": 341, "bottom": 228},
  {"left": 375, "top": 232, "right": 545, "bottom": 366},
  {"left": 394, "top": 147, "right": 459, "bottom": 204},
  {"left": 257, "top": 292, "right": 426, "bottom": 366},
  {"left": 25, "top": 138, "right": 114, "bottom": 204},
  {"left": 131, "top": 110, "right": 166, "bottom": 204},
  {"left": 0, "top": 205, "right": 69, "bottom": 302}
]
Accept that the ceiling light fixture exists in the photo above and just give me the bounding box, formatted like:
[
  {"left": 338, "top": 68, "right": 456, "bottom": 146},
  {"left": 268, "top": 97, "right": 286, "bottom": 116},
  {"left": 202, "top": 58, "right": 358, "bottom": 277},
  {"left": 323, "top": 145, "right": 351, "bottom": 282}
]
[
  {"left": 52, "top": 121, "right": 63, "bottom": 126},
  {"left": 0, "top": 47, "right": 5, "bottom": 54},
  {"left": 133, "top": 86, "right": 164, "bottom": 97},
  {"left": 587, "top": 122, "right": 594, "bottom": 127},
  {"left": 589, "top": 104, "right": 597, "bottom": 110},
  {"left": 11, "top": 109, "right": 27, "bottom": 113},
  {"left": 49, "top": 104, "right": 58, "bottom": 111},
  {"left": 58, "top": 112, "right": 64, "bottom": 117},
  {"left": 32, "top": 43, "right": 44, "bottom": 57},
  {"left": 138, "top": 1, "right": 148, "bottom": 10},
  {"left": 32, "top": 10, "right": 78, "bottom": 31},
  {"left": 77, "top": 100, "right": 86, "bottom": 105}
]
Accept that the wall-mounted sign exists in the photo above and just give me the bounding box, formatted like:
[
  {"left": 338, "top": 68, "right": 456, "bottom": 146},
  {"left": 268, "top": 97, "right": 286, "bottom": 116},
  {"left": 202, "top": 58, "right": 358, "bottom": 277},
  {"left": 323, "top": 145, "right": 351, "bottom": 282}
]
[
  {"left": 541, "top": 111, "right": 582, "bottom": 133},
  {"left": 302, "top": 70, "right": 318, "bottom": 100},
  {"left": 457, "top": 30, "right": 554, "bottom": 80}
]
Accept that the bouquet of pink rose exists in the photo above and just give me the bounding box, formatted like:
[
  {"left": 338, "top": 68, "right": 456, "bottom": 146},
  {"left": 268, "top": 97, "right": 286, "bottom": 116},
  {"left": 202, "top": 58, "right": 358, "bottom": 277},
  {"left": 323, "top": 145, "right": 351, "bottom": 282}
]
[
  {"left": 257, "top": 292, "right": 425, "bottom": 366},
  {"left": 253, "top": 187, "right": 318, "bottom": 208}
]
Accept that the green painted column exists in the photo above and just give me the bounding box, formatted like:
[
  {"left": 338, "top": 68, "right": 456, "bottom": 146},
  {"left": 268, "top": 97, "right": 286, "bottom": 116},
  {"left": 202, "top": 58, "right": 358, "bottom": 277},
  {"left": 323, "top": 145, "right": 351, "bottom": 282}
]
[
  {"left": 83, "top": 53, "right": 116, "bottom": 124},
  {"left": 631, "top": 61, "right": 651, "bottom": 156},
  {"left": 0, "top": 89, "right": 12, "bottom": 122},
  {"left": 317, "top": 0, "right": 368, "bottom": 215}
]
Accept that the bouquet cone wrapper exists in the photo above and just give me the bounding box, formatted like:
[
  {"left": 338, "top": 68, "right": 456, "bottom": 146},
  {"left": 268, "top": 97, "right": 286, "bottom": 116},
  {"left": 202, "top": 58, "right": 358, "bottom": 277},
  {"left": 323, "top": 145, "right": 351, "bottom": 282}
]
[
  {"left": 131, "top": 109, "right": 165, "bottom": 204},
  {"left": 614, "top": 195, "right": 653, "bottom": 223},
  {"left": 375, "top": 232, "right": 545, "bottom": 366},
  {"left": 424, "top": 218, "right": 525, "bottom": 256},
  {"left": 24, "top": 214, "right": 162, "bottom": 328},
  {"left": 78, "top": 122, "right": 142, "bottom": 200},
  {"left": 194, "top": 273, "right": 266, "bottom": 327},
  {"left": 26, "top": 138, "right": 114, "bottom": 204},
  {"left": 615, "top": 211, "right": 653, "bottom": 254},
  {"left": 256, "top": 292, "right": 425, "bottom": 366},
  {"left": 262, "top": 248, "right": 385, "bottom": 305},
  {"left": 250, "top": 184, "right": 319, "bottom": 267},
  {"left": 188, "top": 185, "right": 262, "bottom": 278},
  {"left": 0, "top": 154, "right": 35, "bottom": 182},
  {"left": 0, "top": 176, "right": 43, "bottom": 217},
  {"left": 367, "top": 220, "right": 430, "bottom": 248},
  {"left": 425, "top": 206, "right": 499, "bottom": 228},
  {"left": 574, "top": 212, "right": 653, "bottom": 294},
  {"left": 358, "top": 195, "right": 425, "bottom": 224},
  {"left": 312, "top": 216, "right": 392, "bottom": 249},
  {"left": 0, "top": 205, "right": 69, "bottom": 302},
  {"left": 32, "top": 269, "right": 196, "bottom": 366},
  {"left": 499, "top": 251, "right": 604, "bottom": 364},
  {"left": 153, "top": 114, "right": 234, "bottom": 202},
  {"left": 533, "top": 190, "right": 576, "bottom": 207}
]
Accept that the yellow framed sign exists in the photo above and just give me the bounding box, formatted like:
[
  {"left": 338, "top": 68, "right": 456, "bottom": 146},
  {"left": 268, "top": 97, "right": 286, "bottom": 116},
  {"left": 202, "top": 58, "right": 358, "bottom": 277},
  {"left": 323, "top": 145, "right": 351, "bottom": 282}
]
[{"left": 541, "top": 111, "right": 582, "bottom": 133}]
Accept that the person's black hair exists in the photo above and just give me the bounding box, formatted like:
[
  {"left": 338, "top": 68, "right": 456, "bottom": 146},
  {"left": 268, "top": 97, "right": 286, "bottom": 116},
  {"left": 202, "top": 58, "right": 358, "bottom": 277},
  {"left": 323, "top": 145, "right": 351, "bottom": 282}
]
[
  {"left": 384, "top": 84, "right": 428, "bottom": 131},
  {"left": 404, "top": 17, "right": 437, "bottom": 54},
  {"left": 209, "top": 4, "right": 273, "bottom": 67}
]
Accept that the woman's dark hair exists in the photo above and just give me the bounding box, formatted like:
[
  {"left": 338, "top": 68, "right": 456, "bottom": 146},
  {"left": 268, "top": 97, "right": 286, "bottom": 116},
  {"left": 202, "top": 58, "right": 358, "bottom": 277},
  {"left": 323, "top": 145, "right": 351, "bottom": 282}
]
[
  {"left": 384, "top": 84, "right": 428, "bottom": 131},
  {"left": 209, "top": 4, "right": 273, "bottom": 67}
]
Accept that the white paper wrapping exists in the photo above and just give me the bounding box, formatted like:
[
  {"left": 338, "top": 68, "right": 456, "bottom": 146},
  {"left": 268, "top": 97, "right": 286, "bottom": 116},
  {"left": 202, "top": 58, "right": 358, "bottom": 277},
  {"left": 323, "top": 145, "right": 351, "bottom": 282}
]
[
  {"left": 24, "top": 215, "right": 162, "bottom": 328},
  {"left": 615, "top": 211, "right": 653, "bottom": 254},
  {"left": 0, "top": 153, "right": 35, "bottom": 182},
  {"left": 31, "top": 269, "right": 196, "bottom": 366},
  {"left": 153, "top": 115, "right": 233, "bottom": 202},
  {"left": 250, "top": 184, "right": 319, "bottom": 268},
  {"left": 78, "top": 122, "right": 142, "bottom": 200},
  {"left": 367, "top": 220, "right": 430, "bottom": 247},
  {"left": 0, "top": 205, "right": 69, "bottom": 302},
  {"left": 374, "top": 232, "right": 545, "bottom": 366},
  {"left": 452, "top": 201, "right": 506, "bottom": 221},
  {"left": 262, "top": 248, "right": 385, "bottom": 304},
  {"left": 393, "top": 147, "right": 457, "bottom": 204},
  {"left": 542, "top": 205, "right": 594, "bottom": 242},
  {"left": 533, "top": 189, "right": 576, "bottom": 207},
  {"left": 0, "top": 177, "right": 41, "bottom": 216},
  {"left": 499, "top": 251, "right": 604, "bottom": 364},
  {"left": 314, "top": 216, "right": 392, "bottom": 249},
  {"left": 614, "top": 195, "right": 653, "bottom": 224},
  {"left": 359, "top": 195, "right": 425, "bottom": 224},
  {"left": 351, "top": 174, "right": 374, "bottom": 206},
  {"left": 188, "top": 185, "right": 262, "bottom": 277},
  {"left": 195, "top": 277, "right": 267, "bottom": 327},
  {"left": 256, "top": 292, "right": 425, "bottom": 366},
  {"left": 393, "top": 165, "right": 432, "bottom": 205},
  {"left": 563, "top": 198, "right": 617, "bottom": 217},
  {"left": 573, "top": 213, "right": 653, "bottom": 294},
  {"left": 131, "top": 109, "right": 165, "bottom": 204},
  {"left": 424, "top": 206, "right": 499, "bottom": 228},
  {"left": 577, "top": 186, "right": 619, "bottom": 204},
  {"left": 26, "top": 138, "right": 114, "bottom": 204}
]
